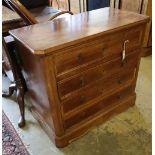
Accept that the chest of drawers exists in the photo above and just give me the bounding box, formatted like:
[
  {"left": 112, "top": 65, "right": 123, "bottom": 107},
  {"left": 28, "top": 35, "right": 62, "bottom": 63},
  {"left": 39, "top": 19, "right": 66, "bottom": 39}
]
[{"left": 10, "top": 8, "right": 149, "bottom": 147}]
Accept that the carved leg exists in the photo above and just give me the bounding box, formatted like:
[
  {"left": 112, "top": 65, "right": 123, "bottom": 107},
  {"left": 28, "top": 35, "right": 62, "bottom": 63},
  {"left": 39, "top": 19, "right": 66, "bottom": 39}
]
[
  {"left": 3, "top": 36, "right": 26, "bottom": 127},
  {"left": 16, "top": 86, "right": 25, "bottom": 128},
  {"left": 2, "top": 83, "right": 16, "bottom": 97},
  {"left": 2, "top": 60, "right": 7, "bottom": 77}
]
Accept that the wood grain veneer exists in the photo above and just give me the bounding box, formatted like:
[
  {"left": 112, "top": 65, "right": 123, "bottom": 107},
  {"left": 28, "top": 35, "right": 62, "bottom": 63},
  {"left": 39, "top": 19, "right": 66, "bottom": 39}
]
[
  {"left": 9, "top": 8, "right": 149, "bottom": 147},
  {"left": 110, "top": 0, "right": 152, "bottom": 56},
  {"left": 10, "top": 8, "right": 149, "bottom": 54}
]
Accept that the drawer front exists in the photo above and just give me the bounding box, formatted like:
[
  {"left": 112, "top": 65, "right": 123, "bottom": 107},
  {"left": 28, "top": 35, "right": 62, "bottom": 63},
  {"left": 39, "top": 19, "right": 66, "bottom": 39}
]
[
  {"left": 62, "top": 69, "right": 135, "bottom": 114},
  {"left": 54, "top": 25, "right": 143, "bottom": 77},
  {"left": 64, "top": 86, "right": 134, "bottom": 129},
  {"left": 54, "top": 41, "right": 105, "bottom": 75},
  {"left": 58, "top": 51, "right": 139, "bottom": 98},
  {"left": 125, "top": 26, "right": 143, "bottom": 51}
]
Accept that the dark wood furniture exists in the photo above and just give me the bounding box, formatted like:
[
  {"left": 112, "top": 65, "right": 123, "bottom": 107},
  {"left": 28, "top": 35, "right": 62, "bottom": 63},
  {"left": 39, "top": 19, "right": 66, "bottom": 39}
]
[
  {"left": 4, "top": 0, "right": 73, "bottom": 25},
  {"left": 2, "top": 6, "right": 23, "bottom": 81},
  {"left": 2, "top": 5, "right": 24, "bottom": 34},
  {"left": 2, "top": 36, "right": 26, "bottom": 127},
  {"left": 2, "top": 6, "right": 26, "bottom": 127},
  {"left": 2, "top": 0, "right": 73, "bottom": 76},
  {"left": 2, "top": 1, "right": 73, "bottom": 127},
  {"left": 10, "top": 8, "right": 149, "bottom": 147},
  {"left": 2, "top": 0, "right": 73, "bottom": 78},
  {"left": 110, "top": 0, "right": 152, "bottom": 56}
]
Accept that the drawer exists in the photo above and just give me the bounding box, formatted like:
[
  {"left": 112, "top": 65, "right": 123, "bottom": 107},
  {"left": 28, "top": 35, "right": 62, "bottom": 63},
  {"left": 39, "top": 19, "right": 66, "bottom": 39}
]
[
  {"left": 62, "top": 69, "right": 135, "bottom": 114},
  {"left": 54, "top": 26, "right": 143, "bottom": 77},
  {"left": 124, "top": 26, "right": 143, "bottom": 51},
  {"left": 57, "top": 51, "right": 139, "bottom": 98},
  {"left": 54, "top": 40, "right": 106, "bottom": 75},
  {"left": 64, "top": 86, "right": 134, "bottom": 129}
]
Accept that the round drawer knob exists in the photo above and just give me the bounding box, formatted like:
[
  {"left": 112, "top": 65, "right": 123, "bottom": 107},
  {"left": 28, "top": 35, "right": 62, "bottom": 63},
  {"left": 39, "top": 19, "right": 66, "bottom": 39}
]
[
  {"left": 80, "top": 96, "right": 85, "bottom": 103},
  {"left": 77, "top": 53, "right": 83, "bottom": 64},
  {"left": 101, "top": 70, "right": 105, "bottom": 76},
  {"left": 117, "top": 95, "right": 121, "bottom": 99},
  {"left": 80, "top": 77, "right": 85, "bottom": 87},
  {"left": 118, "top": 80, "right": 122, "bottom": 84},
  {"left": 102, "top": 48, "right": 105, "bottom": 57},
  {"left": 81, "top": 111, "right": 86, "bottom": 117}
]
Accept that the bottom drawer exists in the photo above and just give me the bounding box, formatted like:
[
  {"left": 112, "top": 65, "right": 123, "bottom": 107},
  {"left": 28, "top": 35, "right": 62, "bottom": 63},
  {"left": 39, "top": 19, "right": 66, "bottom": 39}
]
[{"left": 64, "top": 86, "right": 134, "bottom": 129}]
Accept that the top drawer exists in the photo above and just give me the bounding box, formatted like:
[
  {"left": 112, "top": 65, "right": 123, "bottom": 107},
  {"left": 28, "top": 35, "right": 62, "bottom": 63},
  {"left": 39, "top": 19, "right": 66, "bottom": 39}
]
[{"left": 54, "top": 26, "right": 143, "bottom": 76}]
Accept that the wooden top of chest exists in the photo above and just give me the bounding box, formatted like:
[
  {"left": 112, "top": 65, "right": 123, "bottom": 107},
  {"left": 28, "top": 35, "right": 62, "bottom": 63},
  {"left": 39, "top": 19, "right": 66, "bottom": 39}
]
[{"left": 9, "top": 7, "right": 149, "bottom": 55}]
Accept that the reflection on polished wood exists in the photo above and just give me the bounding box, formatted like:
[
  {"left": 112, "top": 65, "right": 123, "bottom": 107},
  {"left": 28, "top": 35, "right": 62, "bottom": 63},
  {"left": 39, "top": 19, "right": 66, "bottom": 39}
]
[
  {"left": 10, "top": 8, "right": 149, "bottom": 147},
  {"left": 11, "top": 8, "right": 149, "bottom": 55},
  {"left": 2, "top": 0, "right": 74, "bottom": 128}
]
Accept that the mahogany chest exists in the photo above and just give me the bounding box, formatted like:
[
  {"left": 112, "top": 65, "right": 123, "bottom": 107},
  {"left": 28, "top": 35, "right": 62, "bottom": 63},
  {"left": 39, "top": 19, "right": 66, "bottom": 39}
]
[{"left": 10, "top": 8, "right": 149, "bottom": 147}]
